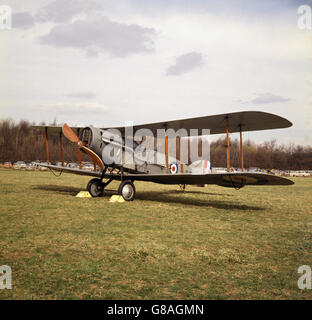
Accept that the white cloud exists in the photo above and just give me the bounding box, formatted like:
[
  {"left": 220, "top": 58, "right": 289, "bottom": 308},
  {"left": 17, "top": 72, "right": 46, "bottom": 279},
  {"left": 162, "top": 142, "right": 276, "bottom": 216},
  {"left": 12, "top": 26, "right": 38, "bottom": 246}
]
[
  {"left": 38, "top": 16, "right": 156, "bottom": 57},
  {"left": 40, "top": 102, "right": 109, "bottom": 115},
  {"left": 166, "top": 52, "right": 204, "bottom": 76},
  {"left": 235, "top": 93, "right": 291, "bottom": 105},
  {"left": 35, "top": 0, "right": 103, "bottom": 23},
  {"left": 250, "top": 93, "right": 291, "bottom": 104},
  {"left": 12, "top": 12, "right": 35, "bottom": 29},
  {"left": 65, "top": 91, "right": 96, "bottom": 99}
]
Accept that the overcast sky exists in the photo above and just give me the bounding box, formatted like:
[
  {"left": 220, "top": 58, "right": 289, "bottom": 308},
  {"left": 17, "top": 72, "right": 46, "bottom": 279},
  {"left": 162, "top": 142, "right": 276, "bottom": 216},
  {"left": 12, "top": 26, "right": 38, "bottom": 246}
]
[{"left": 1, "top": 0, "right": 311, "bottom": 145}]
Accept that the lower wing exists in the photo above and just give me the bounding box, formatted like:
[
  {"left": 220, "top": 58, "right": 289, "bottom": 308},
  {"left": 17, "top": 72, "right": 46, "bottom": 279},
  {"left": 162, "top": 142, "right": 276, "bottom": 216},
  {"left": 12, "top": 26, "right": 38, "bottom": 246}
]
[
  {"left": 128, "top": 172, "right": 294, "bottom": 187},
  {"left": 37, "top": 163, "right": 294, "bottom": 187}
]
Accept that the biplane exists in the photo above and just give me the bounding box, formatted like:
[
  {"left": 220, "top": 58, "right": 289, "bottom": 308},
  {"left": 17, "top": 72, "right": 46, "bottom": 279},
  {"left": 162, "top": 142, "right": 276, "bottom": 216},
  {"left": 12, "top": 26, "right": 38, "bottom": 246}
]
[{"left": 33, "top": 111, "right": 294, "bottom": 201}]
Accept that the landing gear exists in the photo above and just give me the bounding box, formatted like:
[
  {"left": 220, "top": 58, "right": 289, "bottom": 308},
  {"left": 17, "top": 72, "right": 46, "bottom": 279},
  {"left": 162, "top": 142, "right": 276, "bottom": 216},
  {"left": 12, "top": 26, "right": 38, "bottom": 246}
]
[
  {"left": 87, "top": 178, "right": 104, "bottom": 197},
  {"left": 118, "top": 181, "right": 136, "bottom": 201},
  {"left": 86, "top": 172, "right": 136, "bottom": 201},
  {"left": 87, "top": 169, "right": 115, "bottom": 197}
]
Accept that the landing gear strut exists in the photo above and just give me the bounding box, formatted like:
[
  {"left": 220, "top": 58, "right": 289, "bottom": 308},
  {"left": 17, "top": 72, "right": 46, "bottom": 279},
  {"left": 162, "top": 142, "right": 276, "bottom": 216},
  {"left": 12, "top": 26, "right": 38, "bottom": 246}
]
[
  {"left": 87, "top": 174, "right": 114, "bottom": 197},
  {"left": 118, "top": 181, "right": 136, "bottom": 201}
]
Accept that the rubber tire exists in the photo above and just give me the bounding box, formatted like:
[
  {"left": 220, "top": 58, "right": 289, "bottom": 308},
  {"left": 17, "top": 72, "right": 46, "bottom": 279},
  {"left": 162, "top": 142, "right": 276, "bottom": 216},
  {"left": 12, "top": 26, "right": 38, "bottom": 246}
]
[
  {"left": 87, "top": 178, "right": 104, "bottom": 197},
  {"left": 118, "top": 181, "right": 136, "bottom": 201}
]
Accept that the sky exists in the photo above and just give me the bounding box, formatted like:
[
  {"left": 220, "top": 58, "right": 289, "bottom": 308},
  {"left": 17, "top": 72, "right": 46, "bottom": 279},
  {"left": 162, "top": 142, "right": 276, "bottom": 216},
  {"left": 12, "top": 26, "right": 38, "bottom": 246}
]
[{"left": 0, "top": 0, "right": 311, "bottom": 145}]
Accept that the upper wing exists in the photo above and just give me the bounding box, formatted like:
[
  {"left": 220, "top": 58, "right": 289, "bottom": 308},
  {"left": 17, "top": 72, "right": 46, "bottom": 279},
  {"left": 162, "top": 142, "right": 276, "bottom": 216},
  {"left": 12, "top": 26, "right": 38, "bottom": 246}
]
[
  {"left": 105, "top": 111, "right": 292, "bottom": 136},
  {"left": 38, "top": 163, "right": 293, "bottom": 187},
  {"left": 32, "top": 111, "right": 292, "bottom": 137}
]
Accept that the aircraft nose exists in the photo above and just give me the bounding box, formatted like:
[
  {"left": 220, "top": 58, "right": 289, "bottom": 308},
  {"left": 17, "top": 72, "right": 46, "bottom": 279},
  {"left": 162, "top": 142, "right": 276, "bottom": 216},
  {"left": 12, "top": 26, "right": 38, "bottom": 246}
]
[{"left": 81, "top": 127, "right": 92, "bottom": 147}]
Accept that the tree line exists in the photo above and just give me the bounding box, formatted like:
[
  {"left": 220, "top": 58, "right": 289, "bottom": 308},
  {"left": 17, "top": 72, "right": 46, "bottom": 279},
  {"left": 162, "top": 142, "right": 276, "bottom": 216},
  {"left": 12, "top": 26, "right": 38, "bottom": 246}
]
[
  {"left": 0, "top": 119, "right": 86, "bottom": 164},
  {"left": 0, "top": 119, "right": 311, "bottom": 170}
]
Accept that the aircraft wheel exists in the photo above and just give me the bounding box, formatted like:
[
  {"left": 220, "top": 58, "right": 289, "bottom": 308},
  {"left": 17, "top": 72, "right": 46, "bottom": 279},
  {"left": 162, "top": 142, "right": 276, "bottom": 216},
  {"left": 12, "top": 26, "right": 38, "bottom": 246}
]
[
  {"left": 87, "top": 178, "right": 104, "bottom": 197},
  {"left": 118, "top": 181, "right": 135, "bottom": 201}
]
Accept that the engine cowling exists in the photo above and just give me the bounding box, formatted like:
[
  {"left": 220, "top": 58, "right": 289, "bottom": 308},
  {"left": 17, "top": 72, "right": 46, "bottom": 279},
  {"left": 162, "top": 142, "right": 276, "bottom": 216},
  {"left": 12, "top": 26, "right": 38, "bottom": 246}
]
[
  {"left": 80, "top": 126, "right": 103, "bottom": 156},
  {"left": 80, "top": 126, "right": 125, "bottom": 167}
]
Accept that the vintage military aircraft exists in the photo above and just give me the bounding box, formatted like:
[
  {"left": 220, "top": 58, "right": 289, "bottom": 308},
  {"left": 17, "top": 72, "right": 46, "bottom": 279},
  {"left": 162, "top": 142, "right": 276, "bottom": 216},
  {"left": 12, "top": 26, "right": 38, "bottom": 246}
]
[{"left": 34, "top": 111, "right": 294, "bottom": 201}]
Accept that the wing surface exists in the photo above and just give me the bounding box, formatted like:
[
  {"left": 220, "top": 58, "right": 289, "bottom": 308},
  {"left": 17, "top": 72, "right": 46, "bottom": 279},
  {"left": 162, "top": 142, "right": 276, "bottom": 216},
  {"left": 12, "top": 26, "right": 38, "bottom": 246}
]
[
  {"left": 37, "top": 163, "right": 294, "bottom": 187},
  {"left": 125, "top": 172, "right": 294, "bottom": 187},
  {"left": 107, "top": 111, "right": 292, "bottom": 136},
  {"left": 32, "top": 111, "right": 292, "bottom": 136}
]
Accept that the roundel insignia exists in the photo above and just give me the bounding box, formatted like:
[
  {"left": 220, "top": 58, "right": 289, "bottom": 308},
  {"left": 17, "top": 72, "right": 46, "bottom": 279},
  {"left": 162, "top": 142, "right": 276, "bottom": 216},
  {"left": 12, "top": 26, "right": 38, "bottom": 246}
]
[{"left": 169, "top": 162, "right": 178, "bottom": 174}]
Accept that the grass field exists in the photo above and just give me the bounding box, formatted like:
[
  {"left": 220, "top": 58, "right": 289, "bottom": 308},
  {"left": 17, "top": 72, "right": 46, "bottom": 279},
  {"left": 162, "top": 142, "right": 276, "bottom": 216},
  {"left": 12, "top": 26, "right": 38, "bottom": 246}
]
[{"left": 0, "top": 168, "right": 311, "bottom": 299}]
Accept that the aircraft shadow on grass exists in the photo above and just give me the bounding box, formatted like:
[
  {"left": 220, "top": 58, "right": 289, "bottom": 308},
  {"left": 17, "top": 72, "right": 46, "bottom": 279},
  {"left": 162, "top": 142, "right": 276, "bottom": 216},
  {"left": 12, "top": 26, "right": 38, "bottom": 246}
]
[
  {"left": 33, "top": 184, "right": 82, "bottom": 196},
  {"left": 33, "top": 185, "right": 264, "bottom": 211},
  {"left": 135, "top": 191, "right": 264, "bottom": 211}
]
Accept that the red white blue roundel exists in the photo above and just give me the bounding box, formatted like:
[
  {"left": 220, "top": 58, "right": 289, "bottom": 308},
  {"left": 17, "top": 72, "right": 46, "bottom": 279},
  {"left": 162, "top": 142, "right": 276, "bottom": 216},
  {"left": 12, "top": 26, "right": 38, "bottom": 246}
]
[{"left": 169, "top": 162, "right": 178, "bottom": 174}]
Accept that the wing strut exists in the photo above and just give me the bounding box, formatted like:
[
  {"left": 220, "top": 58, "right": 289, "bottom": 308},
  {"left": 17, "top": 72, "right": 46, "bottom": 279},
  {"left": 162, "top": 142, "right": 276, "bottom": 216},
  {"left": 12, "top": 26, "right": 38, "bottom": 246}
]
[
  {"left": 59, "top": 132, "right": 64, "bottom": 166},
  {"left": 239, "top": 124, "right": 244, "bottom": 171},
  {"left": 164, "top": 125, "right": 169, "bottom": 173},
  {"left": 225, "top": 117, "right": 230, "bottom": 172},
  {"left": 77, "top": 128, "right": 82, "bottom": 169},
  {"left": 178, "top": 136, "right": 184, "bottom": 173},
  {"left": 45, "top": 127, "right": 50, "bottom": 164}
]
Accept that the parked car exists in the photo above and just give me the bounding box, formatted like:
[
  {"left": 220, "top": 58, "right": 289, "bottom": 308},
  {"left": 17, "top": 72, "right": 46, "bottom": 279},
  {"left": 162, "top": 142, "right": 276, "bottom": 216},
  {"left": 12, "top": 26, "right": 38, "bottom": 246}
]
[
  {"left": 13, "top": 161, "right": 27, "bottom": 169},
  {"left": 38, "top": 162, "right": 48, "bottom": 171},
  {"left": 67, "top": 162, "right": 79, "bottom": 168},
  {"left": 82, "top": 163, "right": 94, "bottom": 171},
  {"left": 29, "top": 162, "right": 40, "bottom": 170},
  {"left": 55, "top": 161, "right": 66, "bottom": 167},
  {"left": 289, "top": 170, "right": 310, "bottom": 177},
  {"left": 3, "top": 162, "right": 12, "bottom": 169},
  {"left": 26, "top": 163, "right": 36, "bottom": 170}
]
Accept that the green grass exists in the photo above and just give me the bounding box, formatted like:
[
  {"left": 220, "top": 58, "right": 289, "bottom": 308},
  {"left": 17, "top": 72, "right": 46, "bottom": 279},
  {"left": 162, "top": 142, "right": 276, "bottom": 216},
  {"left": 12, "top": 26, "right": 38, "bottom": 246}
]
[{"left": 0, "top": 168, "right": 311, "bottom": 299}]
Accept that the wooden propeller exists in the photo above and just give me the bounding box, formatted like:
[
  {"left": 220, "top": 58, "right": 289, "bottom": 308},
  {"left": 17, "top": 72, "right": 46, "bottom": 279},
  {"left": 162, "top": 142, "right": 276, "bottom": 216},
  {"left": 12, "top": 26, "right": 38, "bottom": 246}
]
[{"left": 62, "top": 124, "right": 105, "bottom": 171}]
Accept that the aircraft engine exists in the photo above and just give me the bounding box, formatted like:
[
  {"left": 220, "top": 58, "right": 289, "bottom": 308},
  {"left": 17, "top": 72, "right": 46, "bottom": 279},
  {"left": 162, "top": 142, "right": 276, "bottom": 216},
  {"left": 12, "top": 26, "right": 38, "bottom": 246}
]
[
  {"left": 80, "top": 126, "right": 123, "bottom": 166},
  {"left": 80, "top": 126, "right": 103, "bottom": 156}
]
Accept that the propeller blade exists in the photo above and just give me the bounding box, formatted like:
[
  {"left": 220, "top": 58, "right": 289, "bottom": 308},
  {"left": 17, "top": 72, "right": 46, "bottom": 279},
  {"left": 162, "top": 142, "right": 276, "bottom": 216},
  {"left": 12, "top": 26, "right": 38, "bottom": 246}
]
[
  {"left": 81, "top": 145, "right": 105, "bottom": 171},
  {"left": 62, "top": 123, "right": 80, "bottom": 144},
  {"left": 62, "top": 123, "right": 104, "bottom": 171}
]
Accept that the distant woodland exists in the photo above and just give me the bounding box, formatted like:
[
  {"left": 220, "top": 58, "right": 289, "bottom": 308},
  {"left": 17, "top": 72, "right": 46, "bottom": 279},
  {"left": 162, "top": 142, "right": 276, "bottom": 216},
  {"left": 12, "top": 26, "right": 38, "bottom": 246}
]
[{"left": 0, "top": 119, "right": 311, "bottom": 170}]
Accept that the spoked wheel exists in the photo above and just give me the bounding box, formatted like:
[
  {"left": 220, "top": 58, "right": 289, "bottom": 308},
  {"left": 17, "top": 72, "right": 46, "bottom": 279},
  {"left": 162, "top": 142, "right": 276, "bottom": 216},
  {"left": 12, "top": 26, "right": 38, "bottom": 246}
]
[
  {"left": 87, "top": 178, "right": 104, "bottom": 197},
  {"left": 118, "top": 181, "right": 136, "bottom": 201}
]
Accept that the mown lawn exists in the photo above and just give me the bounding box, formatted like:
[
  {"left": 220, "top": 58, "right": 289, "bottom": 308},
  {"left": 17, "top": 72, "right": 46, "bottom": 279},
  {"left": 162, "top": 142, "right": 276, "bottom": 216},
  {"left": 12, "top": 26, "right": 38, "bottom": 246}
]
[{"left": 0, "top": 168, "right": 311, "bottom": 299}]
